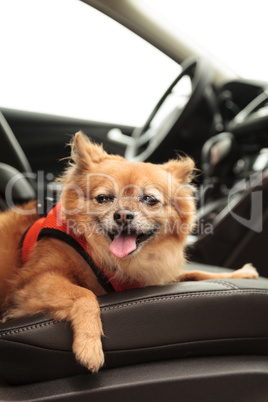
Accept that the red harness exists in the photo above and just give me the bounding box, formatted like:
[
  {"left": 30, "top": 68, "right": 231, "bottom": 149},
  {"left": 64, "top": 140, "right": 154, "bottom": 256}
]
[{"left": 21, "top": 202, "right": 141, "bottom": 292}]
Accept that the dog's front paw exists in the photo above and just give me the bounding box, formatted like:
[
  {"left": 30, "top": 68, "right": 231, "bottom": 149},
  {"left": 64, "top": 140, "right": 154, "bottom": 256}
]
[
  {"left": 231, "top": 263, "right": 259, "bottom": 279},
  {"left": 73, "top": 336, "right": 104, "bottom": 372}
]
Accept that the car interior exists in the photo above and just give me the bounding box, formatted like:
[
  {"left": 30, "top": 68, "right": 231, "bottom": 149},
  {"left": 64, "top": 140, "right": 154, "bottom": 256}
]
[{"left": 1, "top": 0, "right": 268, "bottom": 401}]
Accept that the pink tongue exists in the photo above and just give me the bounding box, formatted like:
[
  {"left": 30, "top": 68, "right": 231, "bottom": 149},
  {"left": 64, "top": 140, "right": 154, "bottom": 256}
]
[{"left": 109, "top": 233, "right": 137, "bottom": 258}]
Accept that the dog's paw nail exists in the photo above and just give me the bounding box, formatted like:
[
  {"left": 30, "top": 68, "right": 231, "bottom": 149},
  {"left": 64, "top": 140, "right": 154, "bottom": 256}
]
[{"left": 73, "top": 337, "right": 104, "bottom": 372}]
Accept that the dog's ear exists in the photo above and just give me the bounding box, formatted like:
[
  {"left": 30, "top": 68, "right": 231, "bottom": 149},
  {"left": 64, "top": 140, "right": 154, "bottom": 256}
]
[
  {"left": 162, "top": 157, "right": 195, "bottom": 183},
  {"left": 71, "top": 131, "right": 107, "bottom": 169}
]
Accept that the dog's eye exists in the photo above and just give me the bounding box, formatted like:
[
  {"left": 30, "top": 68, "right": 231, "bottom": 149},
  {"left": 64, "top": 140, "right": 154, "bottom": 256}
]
[
  {"left": 95, "top": 194, "right": 114, "bottom": 204},
  {"left": 141, "top": 194, "right": 159, "bottom": 206}
]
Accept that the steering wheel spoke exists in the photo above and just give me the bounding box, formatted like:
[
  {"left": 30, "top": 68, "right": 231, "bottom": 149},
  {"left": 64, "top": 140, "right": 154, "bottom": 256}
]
[{"left": 125, "top": 57, "right": 213, "bottom": 162}]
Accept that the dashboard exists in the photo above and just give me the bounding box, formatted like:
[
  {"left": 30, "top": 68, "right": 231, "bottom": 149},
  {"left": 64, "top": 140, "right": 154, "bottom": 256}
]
[{"left": 221, "top": 81, "right": 268, "bottom": 150}]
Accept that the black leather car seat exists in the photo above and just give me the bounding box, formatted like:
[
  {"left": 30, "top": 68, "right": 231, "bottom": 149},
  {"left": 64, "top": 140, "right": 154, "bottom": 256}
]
[
  {"left": 1, "top": 263, "right": 268, "bottom": 401},
  {"left": 191, "top": 169, "right": 268, "bottom": 277}
]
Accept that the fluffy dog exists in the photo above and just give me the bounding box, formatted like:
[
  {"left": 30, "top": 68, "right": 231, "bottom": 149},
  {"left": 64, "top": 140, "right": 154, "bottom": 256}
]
[{"left": 0, "top": 132, "right": 258, "bottom": 371}]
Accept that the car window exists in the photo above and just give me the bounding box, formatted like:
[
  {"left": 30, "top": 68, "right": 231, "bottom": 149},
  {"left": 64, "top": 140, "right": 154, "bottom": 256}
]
[
  {"left": 0, "top": 0, "right": 181, "bottom": 127},
  {"left": 143, "top": 0, "right": 268, "bottom": 82}
]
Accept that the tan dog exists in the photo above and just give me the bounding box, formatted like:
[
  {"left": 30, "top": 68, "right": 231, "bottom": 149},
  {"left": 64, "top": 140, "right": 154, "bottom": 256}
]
[{"left": 0, "top": 132, "right": 258, "bottom": 372}]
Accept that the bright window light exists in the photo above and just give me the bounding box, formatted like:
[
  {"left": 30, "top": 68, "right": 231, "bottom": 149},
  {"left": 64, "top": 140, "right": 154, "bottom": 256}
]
[
  {"left": 0, "top": 0, "right": 180, "bottom": 126},
  {"left": 143, "top": 0, "right": 268, "bottom": 82}
]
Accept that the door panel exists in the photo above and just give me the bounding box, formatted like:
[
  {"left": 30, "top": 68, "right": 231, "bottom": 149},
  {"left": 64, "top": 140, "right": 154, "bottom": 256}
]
[{"left": 1, "top": 108, "right": 134, "bottom": 177}]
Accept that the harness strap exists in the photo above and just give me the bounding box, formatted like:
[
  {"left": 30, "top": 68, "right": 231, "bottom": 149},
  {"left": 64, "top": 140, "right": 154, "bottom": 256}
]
[
  {"left": 21, "top": 217, "right": 46, "bottom": 265},
  {"left": 37, "top": 227, "right": 115, "bottom": 293},
  {"left": 21, "top": 202, "right": 142, "bottom": 292}
]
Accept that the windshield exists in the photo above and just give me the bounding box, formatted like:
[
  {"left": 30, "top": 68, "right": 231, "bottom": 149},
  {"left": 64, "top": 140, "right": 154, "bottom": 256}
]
[
  {"left": 0, "top": 0, "right": 180, "bottom": 126},
  {"left": 143, "top": 0, "right": 268, "bottom": 82}
]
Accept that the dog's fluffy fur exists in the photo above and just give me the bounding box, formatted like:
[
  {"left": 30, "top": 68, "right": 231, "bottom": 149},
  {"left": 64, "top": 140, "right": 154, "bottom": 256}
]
[{"left": 0, "top": 132, "right": 258, "bottom": 371}]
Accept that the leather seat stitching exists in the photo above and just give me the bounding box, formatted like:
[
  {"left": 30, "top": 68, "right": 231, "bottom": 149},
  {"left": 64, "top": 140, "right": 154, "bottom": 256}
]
[
  {"left": 101, "top": 290, "right": 268, "bottom": 311},
  {"left": 0, "top": 320, "right": 58, "bottom": 337},
  {"left": 205, "top": 280, "right": 239, "bottom": 290}
]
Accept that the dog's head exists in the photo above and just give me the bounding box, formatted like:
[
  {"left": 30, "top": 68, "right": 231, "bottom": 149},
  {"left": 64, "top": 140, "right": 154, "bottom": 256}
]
[{"left": 60, "top": 132, "right": 196, "bottom": 284}]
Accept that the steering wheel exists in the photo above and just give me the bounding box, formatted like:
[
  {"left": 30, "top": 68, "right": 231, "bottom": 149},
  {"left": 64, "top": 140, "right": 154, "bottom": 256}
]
[
  {"left": 0, "top": 110, "right": 37, "bottom": 203},
  {"left": 125, "top": 57, "right": 213, "bottom": 162},
  {"left": 0, "top": 110, "right": 32, "bottom": 174}
]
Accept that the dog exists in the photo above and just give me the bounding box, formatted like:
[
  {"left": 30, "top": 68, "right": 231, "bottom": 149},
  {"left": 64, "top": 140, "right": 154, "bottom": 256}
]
[{"left": 0, "top": 131, "right": 258, "bottom": 372}]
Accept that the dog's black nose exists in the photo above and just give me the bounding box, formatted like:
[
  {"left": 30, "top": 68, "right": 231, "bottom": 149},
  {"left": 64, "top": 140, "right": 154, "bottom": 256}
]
[{"left": 113, "top": 210, "right": 134, "bottom": 225}]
